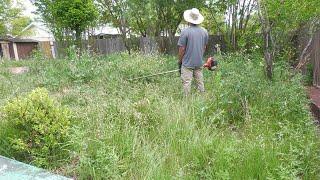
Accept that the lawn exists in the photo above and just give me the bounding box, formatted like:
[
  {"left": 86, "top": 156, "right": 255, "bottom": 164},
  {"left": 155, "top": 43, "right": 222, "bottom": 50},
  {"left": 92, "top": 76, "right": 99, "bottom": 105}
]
[{"left": 0, "top": 53, "right": 319, "bottom": 179}]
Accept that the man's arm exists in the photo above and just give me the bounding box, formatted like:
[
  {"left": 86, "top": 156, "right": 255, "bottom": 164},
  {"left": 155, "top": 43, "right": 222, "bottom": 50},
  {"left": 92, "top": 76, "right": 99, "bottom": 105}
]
[
  {"left": 178, "top": 46, "right": 186, "bottom": 64},
  {"left": 177, "top": 29, "right": 187, "bottom": 64}
]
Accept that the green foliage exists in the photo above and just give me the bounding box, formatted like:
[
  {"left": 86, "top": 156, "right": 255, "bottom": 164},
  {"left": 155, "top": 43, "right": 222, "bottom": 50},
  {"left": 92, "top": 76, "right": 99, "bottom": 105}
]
[
  {"left": 65, "top": 46, "right": 78, "bottom": 60},
  {"left": 0, "top": 88, "right": 72, "bottom": 168},
  {"left": 262, "top": 0, "right": 320, "bottom": 62},
  {"left": 0, "top": 54, "right": 319, "bottom": 178},
  {"left": 31, "top": 49, "right": 46, "bottom": 61},
  {"left": 53, "top": 0, "right": 97, "bottom": 33},
  {"left": 0, "top": 0, "right": 13, "bottom": 36},
  {"left": 66, "top": 55, "right": 101, "bottom": 84},
  {"left": 304, "top": 63, "right": 314, "bottom": 86},
  {"left": 265, "top": 0, "right": 320, "bottom": 31},
  {"left": 152, "top": 0, "right": 205, "bottom": 36},
  {"left": 97, "top": 0, "right": 205, "bottom": 37},
  {"left": 204, "top": 0, "right": 258, "bottom": 51},
  {"left": 11, "top": 16, "right": 32, "bottom": 36},
  {"left": 35, "top": 0, "right": 98, "bottom": 49},
  {"left": 0, "top": 0, "right": 31, "bottom": 37}
]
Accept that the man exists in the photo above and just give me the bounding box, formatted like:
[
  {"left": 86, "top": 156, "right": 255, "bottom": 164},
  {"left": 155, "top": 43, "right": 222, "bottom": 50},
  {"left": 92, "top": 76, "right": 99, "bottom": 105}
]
[{"left": 178, "top": 8, "right": 208, "bottom": 96}]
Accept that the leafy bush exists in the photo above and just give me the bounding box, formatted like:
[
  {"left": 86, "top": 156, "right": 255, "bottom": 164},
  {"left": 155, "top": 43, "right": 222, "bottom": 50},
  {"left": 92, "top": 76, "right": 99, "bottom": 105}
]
[
  {"left": 30, "top": 48, "right": 46, "bottom": 61},
  {"left": 66, "top": 56, "right": 101, "bottom": 84},
  {"left": 0, "top": 88, "right": 72, "bottom": 168}
]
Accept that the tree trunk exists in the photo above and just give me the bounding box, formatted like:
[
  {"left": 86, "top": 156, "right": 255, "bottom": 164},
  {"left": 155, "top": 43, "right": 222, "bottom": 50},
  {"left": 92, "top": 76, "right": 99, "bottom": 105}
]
[
  {"left": 75, "top": 29, "right": 82, "bottom": 56},
  {"left": 264, "top": 31, "right": 273, "bottom": 79},
  {"left": 258, "top": 0, "right": 273, "bottom": 80},
  {"left": 120, "top": 16, "right": 131, "bottom": 55},
  {"left": 295, "top": 35, "right": 313, "bottom": 70},
  {"left": 295, "top": 19, "right": 319, "bottom": 71}
]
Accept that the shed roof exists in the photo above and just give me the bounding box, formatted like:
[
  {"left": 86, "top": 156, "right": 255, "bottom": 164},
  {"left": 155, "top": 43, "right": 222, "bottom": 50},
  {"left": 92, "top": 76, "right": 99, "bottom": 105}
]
[{"left": 0, "top": 38, "right": 38, "bottom": 43}]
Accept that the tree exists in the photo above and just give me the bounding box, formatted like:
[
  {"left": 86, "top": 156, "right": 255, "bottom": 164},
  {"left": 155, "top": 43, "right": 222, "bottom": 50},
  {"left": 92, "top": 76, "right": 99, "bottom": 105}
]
[
  {"left": 97, "top": 0, "right": 206, "bottom": 38},
  {"left": 0, "top": 0, "right": 10, "bottom": 36},
  {"left": 257, "top": 0, "right": 320, "bottom": 79},
  {"left": 126, "top": 0, "right": 152, "bottom": 37},
  {"left": 54, "top": 0, "right": 97, "bottom": 50},
  {"left": 264, "top": 0, "right": 320, "bottom": 66},
  {"left": 154, "top": 0, "right": 205, "bottom": 38},
  {"left": 0, "top": 0, "right": 31, "bottom": 37},
  {"left": 35, "top": 0, "right": 98, "bottom": 51},
  {"left": 11, "top": 17, "right": 32, "bottom": 36},
  {"left": 205, "top": 0, "right": 257, "bottom": 51},
  {"left": 124, "top": 0, "right": 206, "bottom": 38},
  {"left": 96, "top": 0, "right": 133, "bottom": 53},
  {"left": 257, "top": 0, "right": 273, "bottom": 79}
]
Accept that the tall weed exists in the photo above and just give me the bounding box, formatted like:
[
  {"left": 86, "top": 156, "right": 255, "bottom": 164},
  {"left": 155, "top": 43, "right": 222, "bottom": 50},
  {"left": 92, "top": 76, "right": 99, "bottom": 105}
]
[{"left": 0, "top": 53, "right": 319, "bottom": 179}]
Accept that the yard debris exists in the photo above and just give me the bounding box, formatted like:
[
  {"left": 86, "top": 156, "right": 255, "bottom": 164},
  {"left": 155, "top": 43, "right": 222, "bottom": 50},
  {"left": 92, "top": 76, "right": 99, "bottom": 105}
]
[{"left": 8, "top": 67, "right": 29, "bottom": 75}]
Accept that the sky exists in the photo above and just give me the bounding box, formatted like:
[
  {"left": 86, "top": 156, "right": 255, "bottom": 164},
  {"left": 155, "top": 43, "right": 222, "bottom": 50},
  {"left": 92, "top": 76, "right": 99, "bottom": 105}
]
[{"left": 15, "top": 0, "right": 37, "bottom": 19}]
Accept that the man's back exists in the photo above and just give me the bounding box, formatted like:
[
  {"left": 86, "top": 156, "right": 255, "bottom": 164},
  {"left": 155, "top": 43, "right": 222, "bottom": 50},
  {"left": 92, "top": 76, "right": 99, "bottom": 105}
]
[{"left": 178, "top": 26, "right": 209, "bottom": 68}]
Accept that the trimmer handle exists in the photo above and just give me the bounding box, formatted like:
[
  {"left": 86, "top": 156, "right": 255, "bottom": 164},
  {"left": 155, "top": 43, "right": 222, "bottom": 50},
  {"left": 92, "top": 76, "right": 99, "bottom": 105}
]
[{"left": 178, "top": 61, "right": 182, "bottom": 75}]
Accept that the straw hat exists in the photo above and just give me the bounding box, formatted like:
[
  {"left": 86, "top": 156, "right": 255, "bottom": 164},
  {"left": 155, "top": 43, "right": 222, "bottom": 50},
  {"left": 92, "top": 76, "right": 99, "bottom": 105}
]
[{"left": 183, "top": 8, "right": 204, "bottom": 25}]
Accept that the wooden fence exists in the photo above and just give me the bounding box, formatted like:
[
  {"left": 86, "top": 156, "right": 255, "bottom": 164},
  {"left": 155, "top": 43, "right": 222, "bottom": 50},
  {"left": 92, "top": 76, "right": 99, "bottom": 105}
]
[
  {"left": 313, "top": 31, "right": 320, "bottom": 87},
  {"left": 299, "top": 30, "right": 320, "bottom": 87},
  {"left": 94, "top": 38, "right": 126, "bottom": 54},
  {"left": 84, "top": 35, "right": 226, "bottom": 56}
]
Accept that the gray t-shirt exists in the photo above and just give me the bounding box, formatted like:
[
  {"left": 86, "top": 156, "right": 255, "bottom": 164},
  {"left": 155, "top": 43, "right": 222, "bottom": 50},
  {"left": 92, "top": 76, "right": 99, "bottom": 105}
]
[{"left": 178, "top": 26, "right": 209, "bottom": 68}]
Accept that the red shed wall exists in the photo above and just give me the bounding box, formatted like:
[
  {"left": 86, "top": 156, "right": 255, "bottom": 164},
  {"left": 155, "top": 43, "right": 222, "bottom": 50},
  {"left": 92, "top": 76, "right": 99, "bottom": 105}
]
[{"left": 16, "top": 42, "right": 38, "bottom": 59}]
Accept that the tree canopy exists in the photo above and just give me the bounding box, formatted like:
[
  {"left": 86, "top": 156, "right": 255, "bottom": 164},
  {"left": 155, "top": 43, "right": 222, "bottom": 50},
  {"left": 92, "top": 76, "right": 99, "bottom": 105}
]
[
  {"left": 35, "top": 0, "right": 98, "bottom": 49},
  {"left": 0, "top": 0, "right": 32, "bottom": 37},
  {"left": 33, "top": 0, "right": 320, "bottom": 78}
]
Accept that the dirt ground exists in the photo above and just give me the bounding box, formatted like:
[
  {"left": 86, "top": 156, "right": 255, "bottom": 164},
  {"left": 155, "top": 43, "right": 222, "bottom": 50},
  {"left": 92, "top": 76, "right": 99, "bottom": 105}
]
[{"left": 8, "top": 67, "right": 29, "bottom": 74}]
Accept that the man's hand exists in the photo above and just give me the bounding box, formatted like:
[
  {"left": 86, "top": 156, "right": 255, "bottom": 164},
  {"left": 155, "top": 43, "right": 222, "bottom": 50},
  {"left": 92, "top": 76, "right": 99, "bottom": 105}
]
[{"left": 178, "top": 46, "right": 185, "bottom": 75}]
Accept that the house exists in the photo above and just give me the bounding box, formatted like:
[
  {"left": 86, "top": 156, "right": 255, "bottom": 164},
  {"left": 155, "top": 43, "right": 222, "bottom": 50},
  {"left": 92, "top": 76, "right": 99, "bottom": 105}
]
[
  {"left": 0, "top": 38, "right": 38, "bottom": 60},
  {"left": 92, "top": 25, "right": 121, "bottom": 39},
  {"left": 18, "top": 22, "right": 54, "bottom": 42}
]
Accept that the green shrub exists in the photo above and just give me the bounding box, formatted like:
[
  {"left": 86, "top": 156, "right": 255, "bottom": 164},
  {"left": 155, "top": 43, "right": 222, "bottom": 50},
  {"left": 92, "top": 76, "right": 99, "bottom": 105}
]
[
  {"left": 0, "top": 88, "right": 72, "bottom": 168},
  {"left": 30, "top": 48, "right": 46, "bottom": 61},
  {"left": 66, "top": 56, "right": 101, "bottom": 84}
]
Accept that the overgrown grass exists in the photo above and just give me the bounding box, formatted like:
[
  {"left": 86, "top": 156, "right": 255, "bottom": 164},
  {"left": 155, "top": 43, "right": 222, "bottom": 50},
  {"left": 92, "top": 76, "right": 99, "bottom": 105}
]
[{"left": 0, "top": 53, "right": 319, "bottom": 179}]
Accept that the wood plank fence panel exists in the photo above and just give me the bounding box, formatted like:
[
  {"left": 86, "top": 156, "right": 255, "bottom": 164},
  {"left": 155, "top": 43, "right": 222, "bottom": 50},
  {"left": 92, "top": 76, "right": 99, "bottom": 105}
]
[
  {"left": 139, "top": 35, "right": 226, "bottom": 55},
  {"left": 55, "top": 35, "right": 226, "bottom": 57},
  {"left": 95, "top": 38, "right": 126, "bottom": 55},
  {"left": 313, "top": 31, "right": 320, "bottom": 87},
  {"left": 298, "top": 29, "right": 320, "bottom": 87}
]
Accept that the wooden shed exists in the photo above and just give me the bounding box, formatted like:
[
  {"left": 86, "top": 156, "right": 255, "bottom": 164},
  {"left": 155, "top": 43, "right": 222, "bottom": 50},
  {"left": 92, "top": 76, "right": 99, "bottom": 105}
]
[{"left": 0, "top": 38, "right": 38, "bottom": 60}]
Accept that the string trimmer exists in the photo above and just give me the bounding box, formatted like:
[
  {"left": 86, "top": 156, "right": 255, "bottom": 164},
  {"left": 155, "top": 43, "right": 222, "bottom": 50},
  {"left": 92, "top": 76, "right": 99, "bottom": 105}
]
[{"left": 129, "top": 57, "right": 218, "bottom": 81}]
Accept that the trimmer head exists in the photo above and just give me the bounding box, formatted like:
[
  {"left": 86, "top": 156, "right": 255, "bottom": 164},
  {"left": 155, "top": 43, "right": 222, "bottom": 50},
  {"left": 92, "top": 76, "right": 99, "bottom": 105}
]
[{"left": 204, "top": 57, "right": 218, "bottom": 71}]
